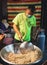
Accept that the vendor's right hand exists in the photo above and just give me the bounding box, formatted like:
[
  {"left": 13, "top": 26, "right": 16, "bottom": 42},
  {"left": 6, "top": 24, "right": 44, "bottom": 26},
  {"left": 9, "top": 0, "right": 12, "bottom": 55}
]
[{"left": 18, "top": 33, "right": 22, "bottom": 40}]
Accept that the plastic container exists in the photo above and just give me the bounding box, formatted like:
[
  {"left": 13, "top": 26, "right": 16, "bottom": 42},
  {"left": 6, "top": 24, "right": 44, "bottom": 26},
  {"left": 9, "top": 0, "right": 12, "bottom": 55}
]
[{"left": 38, "top": 29, "right": 45, "bottom": 52}]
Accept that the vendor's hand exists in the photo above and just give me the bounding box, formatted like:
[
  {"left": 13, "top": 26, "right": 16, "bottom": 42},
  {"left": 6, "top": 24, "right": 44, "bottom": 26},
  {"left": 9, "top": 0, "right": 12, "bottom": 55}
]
[{"left": 18, "top": 33, "right": 22, "bottom": 40}]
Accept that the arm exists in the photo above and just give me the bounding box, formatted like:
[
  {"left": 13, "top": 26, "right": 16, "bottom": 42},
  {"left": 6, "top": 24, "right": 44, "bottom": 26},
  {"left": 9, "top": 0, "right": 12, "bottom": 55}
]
[
  {"left": 13, "top": 24, "right": 22, "bottom": 40},
  {"left": 13, "top": 23, "right": 22, "bottom": 40},
  {"left": 12, "top": 14, "right": 23, "bottom": 40},
  {"left": 31, "top": 26, "right": 42, "bottom": 41}
]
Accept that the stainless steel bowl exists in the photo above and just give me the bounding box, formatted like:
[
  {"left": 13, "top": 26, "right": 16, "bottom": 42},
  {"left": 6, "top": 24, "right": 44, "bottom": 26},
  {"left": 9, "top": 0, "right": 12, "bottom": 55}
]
[{"left": 0, "top": 44, "right": 43, "bottom": 65}]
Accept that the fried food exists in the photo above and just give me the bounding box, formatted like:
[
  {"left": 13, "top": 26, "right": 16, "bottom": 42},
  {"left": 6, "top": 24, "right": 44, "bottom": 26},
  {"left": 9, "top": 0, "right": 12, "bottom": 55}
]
[{"left": 4, "top": 49, "right": 41, "bottom": 64}]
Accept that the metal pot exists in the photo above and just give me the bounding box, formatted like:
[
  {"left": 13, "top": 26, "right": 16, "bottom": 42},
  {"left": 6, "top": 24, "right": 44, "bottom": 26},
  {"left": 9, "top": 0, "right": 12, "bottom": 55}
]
[{"left": 0, "top": 44, "right": 43, "bottom": 65}]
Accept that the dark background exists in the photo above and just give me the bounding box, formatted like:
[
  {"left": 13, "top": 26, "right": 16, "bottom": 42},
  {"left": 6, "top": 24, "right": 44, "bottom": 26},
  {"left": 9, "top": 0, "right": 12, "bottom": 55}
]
[
  {"left": 0, "top": 0, "right": 7, "bottom": 20},
  {"left": 41, "top": 0, "right": 47, "bottom": 49}
]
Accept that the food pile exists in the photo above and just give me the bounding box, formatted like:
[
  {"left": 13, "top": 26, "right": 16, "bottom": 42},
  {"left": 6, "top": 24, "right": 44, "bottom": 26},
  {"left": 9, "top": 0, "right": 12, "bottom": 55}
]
[{"left": 4, "top": 49, "right": 41, "bottom": 64}]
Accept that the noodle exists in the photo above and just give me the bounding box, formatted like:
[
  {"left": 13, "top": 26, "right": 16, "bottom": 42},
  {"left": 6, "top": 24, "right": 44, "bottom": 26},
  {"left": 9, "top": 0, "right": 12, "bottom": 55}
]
[{"left": 4, "top": 49, "right": 41, "bottom": 64}]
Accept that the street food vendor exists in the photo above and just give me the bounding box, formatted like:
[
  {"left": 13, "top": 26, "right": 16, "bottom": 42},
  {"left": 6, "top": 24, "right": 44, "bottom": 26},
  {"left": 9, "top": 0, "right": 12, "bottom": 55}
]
[{"left": 12, "top": 5, "right": 36, "bottom": 42}]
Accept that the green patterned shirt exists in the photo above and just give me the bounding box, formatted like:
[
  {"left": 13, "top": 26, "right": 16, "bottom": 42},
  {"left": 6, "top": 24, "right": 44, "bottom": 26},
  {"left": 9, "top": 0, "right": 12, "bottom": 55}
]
[{"left": 12, "top": 13, "right": 36, "bottom": 41}]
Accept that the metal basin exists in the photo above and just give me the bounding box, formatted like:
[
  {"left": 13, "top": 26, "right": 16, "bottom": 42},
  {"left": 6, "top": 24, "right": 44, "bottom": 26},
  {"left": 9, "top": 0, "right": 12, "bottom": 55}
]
[{"left": 0, "top": 44, "right": 43, "bottom": 65}]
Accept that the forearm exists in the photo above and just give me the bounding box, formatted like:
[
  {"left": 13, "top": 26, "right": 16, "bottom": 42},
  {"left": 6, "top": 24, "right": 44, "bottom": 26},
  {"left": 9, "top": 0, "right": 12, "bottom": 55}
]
[
  {"left": 31, "top": 26, "right": 40, "bottom": 40},
  {"left": 13, "top": 24, "right": 21, "bottom": 36},
  {"left": 31, "top": 27, "right": 37, "bottom": 40}
]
